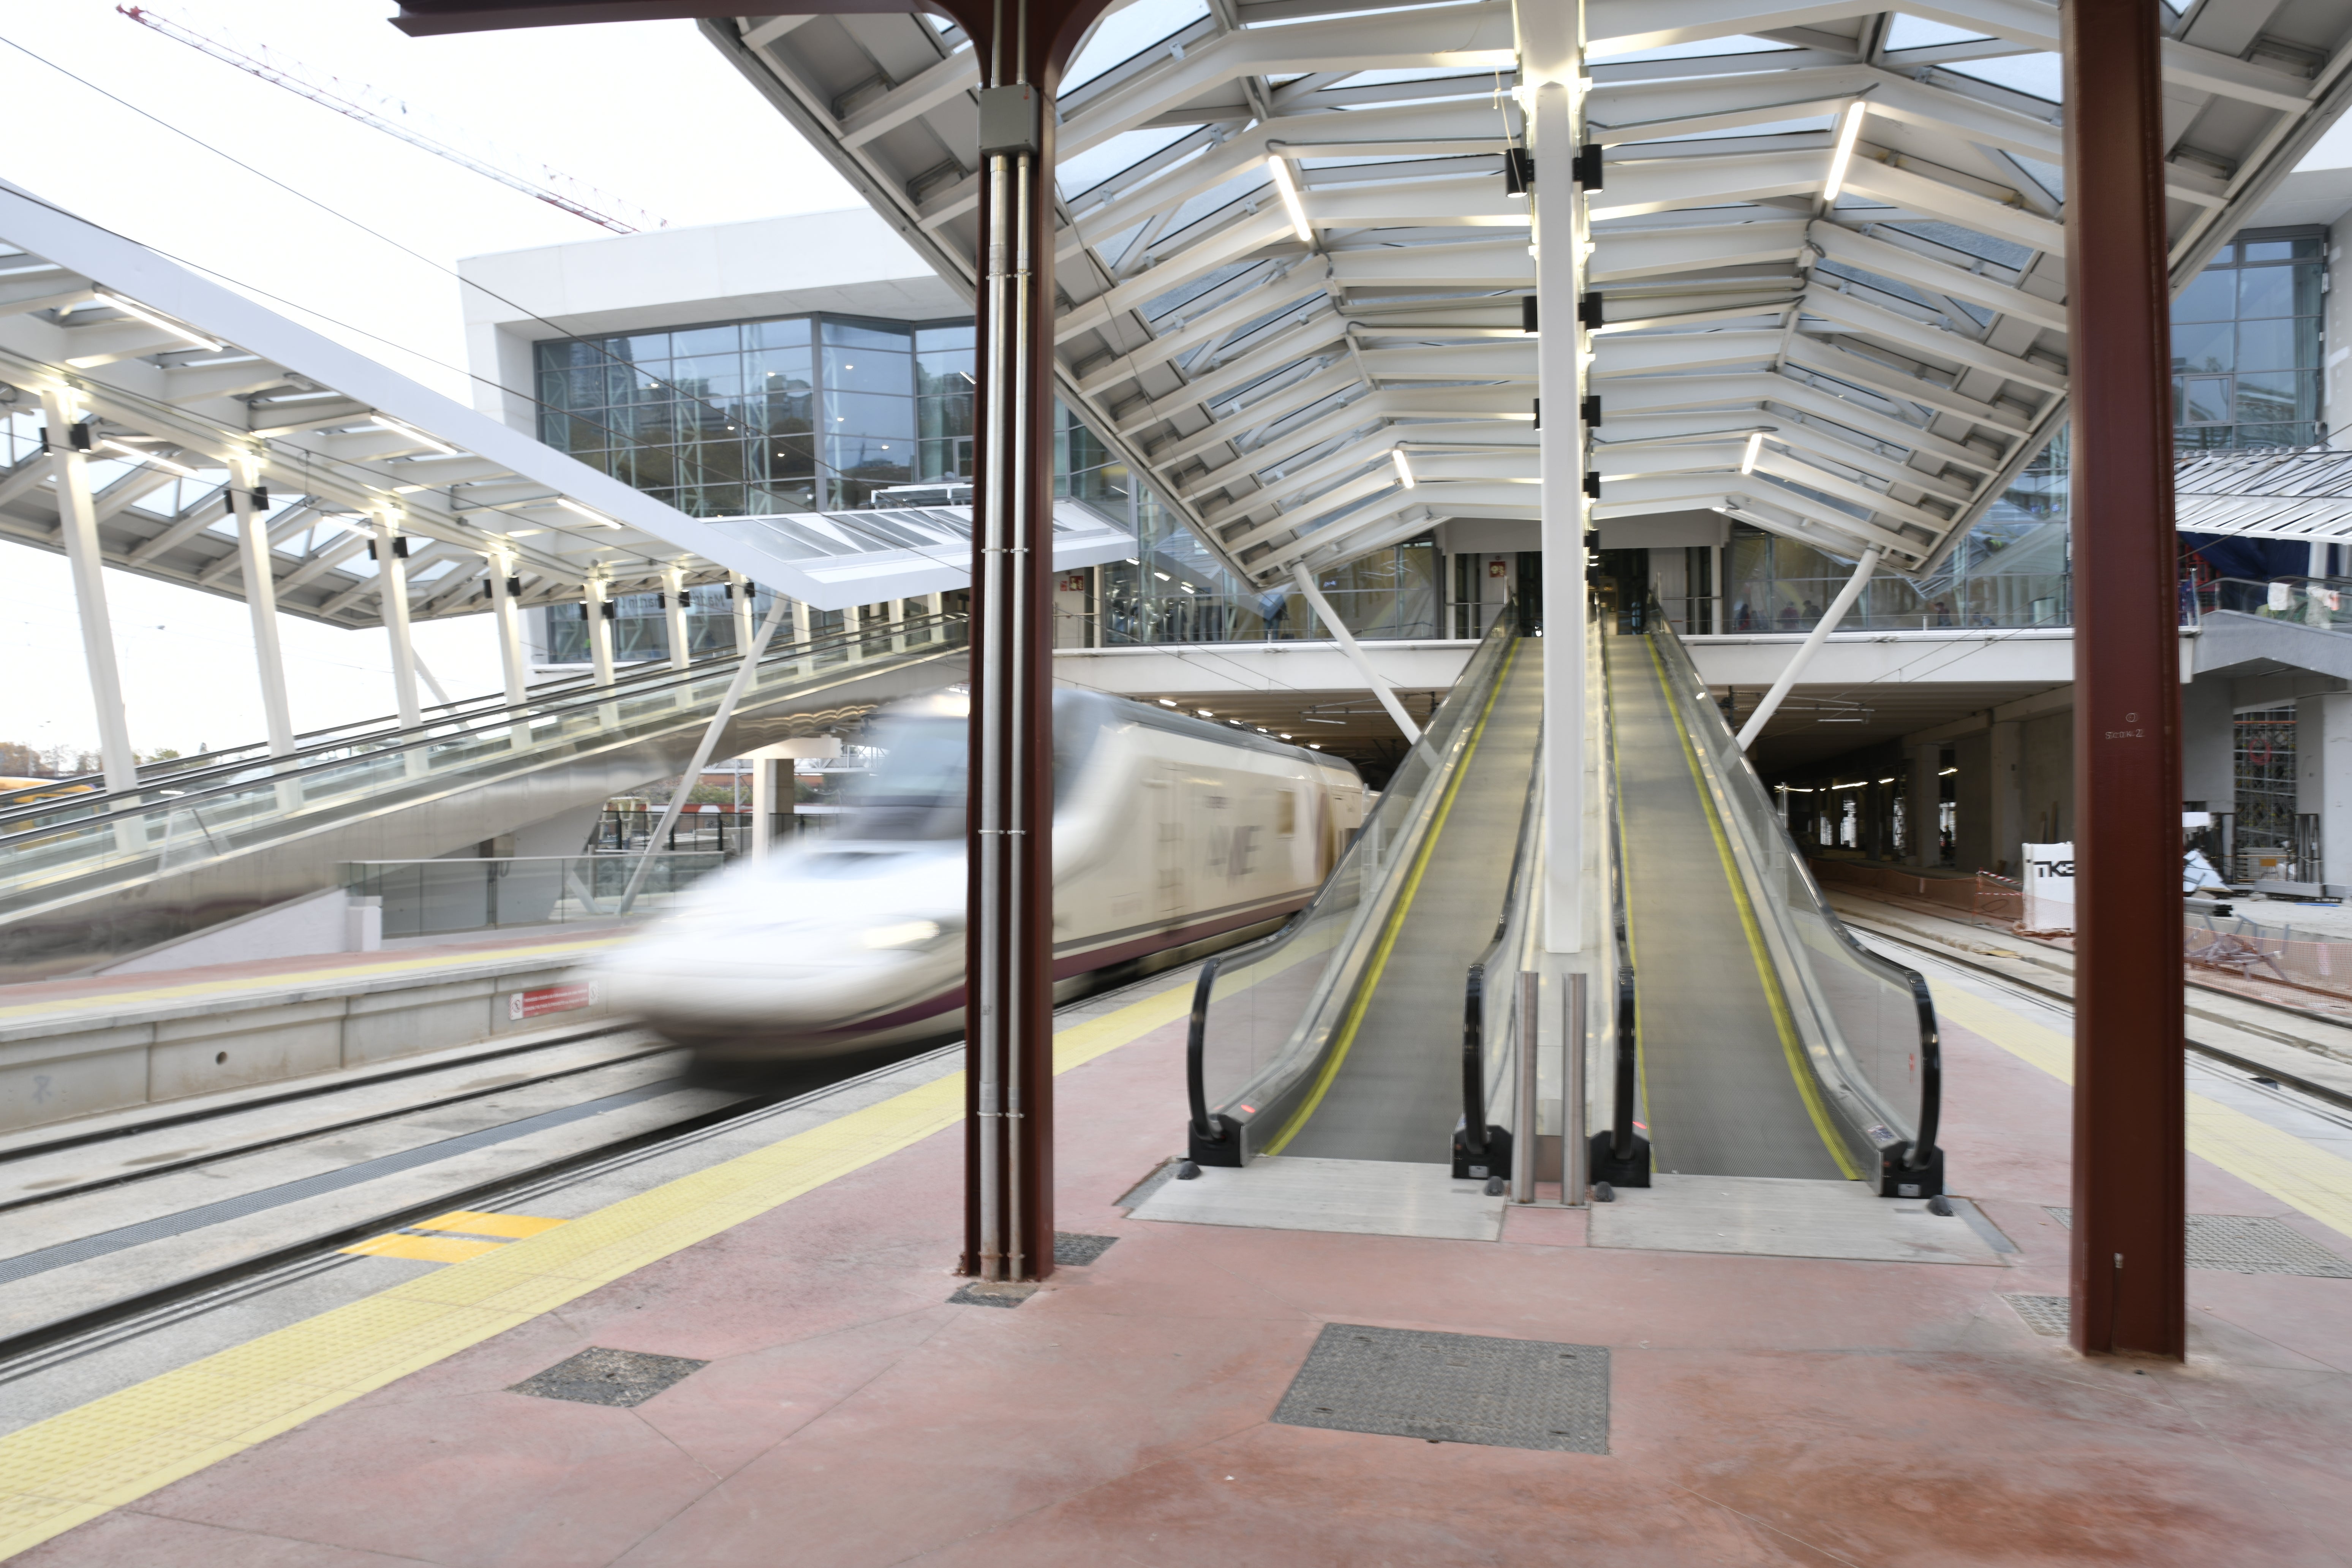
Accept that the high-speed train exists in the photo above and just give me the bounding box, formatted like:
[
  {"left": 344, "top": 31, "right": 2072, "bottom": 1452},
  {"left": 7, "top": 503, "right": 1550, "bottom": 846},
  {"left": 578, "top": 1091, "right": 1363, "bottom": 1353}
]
[{"left": 594, "top": 689, "right": 1367, "bottom": 1057}]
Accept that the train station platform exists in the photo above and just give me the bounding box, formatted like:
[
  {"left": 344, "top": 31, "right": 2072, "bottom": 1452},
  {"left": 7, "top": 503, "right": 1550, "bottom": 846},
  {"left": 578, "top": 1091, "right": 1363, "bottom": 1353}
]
[{"left": 4, "top": 939, "right": 2349, "bottom": 1566}]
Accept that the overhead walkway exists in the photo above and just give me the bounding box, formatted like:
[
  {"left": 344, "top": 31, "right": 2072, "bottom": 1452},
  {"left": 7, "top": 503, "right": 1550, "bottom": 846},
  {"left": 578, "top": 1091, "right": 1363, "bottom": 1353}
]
[
  {"left": 0, "top": 615, "right": 967, "bottom": 983},
  {"left": 1180, "top": 601, "right": 1943, "bottom": 1201}
]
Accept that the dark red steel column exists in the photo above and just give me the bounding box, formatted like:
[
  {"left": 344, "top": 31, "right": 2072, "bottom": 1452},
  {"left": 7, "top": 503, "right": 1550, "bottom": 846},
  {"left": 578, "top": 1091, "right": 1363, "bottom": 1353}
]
[
  {"left": 952, "top": 0, "right": 1112, "bottom": 1283},
  {"left": 2061, "top": 0, "right": 2186, "bottom": 1358}
]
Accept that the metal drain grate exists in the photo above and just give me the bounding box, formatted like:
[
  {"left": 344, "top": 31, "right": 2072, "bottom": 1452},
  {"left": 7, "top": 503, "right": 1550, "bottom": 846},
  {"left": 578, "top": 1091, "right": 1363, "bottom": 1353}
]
[
  {"left": 1272, "top": 1324, "right": 1609, "bottom": 1453},
  {"left": 509, "top": 1347, "right": 707, "bottom": 1407},
  {"left": 1053, "top": 1232, "right": 1119, "bottom": 1266},
  {"left": 2001, "top": 1294, "right": 2071, "bottom": 1337},
  {"left": 2045, "top": 1209, "right": 2352, "bottom": 1277}
]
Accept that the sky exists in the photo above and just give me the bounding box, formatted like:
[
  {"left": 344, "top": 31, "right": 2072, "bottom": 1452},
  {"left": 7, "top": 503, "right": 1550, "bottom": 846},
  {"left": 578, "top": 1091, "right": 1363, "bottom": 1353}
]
[{"left": 0, "top": 0, "right": 861, "bottom": 758}]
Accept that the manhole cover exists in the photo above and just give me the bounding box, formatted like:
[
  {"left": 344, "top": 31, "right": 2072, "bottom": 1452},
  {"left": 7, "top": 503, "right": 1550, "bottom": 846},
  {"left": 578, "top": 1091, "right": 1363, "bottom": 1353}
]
[
  {"left": 509, "top": 1348, "right": 707, "bottom": 1408},
  {"left": 2001, "top": 1293, "right": 2070, "bottom": 1337},
  {"left": 2044, "top": 1209, "right": 2352, "bottom": 1277},
  {"left": 1272, "top": 1323, "right": 1609, "bottom": 1453},
  {"left": 948, "top": 1280, "right": 1035, "bottom": 1308},
  {"left": 1054, "top": 1232, "right": 1119, "bottom": 1266}
]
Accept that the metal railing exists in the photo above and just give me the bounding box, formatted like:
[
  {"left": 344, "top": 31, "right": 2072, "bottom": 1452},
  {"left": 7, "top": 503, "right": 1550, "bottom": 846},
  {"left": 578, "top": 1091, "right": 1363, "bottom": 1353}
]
[
  {"left": 0, "top": 614, "right": 967, "bottom": 916},
  {"left": 2190, "top": 575, "right": 2352, "bottom": 633},
  {"left": 1645, "top": 605, "right": 1943, "bottom": 1194},
  {"left": 1183, "top": 602, "right": 1521, "bottom": 1166},
  {"left": 343, "top": 852, "right": 727, "bottom": 939}
]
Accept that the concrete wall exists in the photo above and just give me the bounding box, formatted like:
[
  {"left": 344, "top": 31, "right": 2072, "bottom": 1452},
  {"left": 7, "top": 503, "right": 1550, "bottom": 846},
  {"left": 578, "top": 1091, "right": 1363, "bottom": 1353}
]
[
  {"left": 0, "top": 951, "right": 621, "bottom": 1135},
  {"left": 1949, "top": 730, "right": 1993, "bottom": 874}
]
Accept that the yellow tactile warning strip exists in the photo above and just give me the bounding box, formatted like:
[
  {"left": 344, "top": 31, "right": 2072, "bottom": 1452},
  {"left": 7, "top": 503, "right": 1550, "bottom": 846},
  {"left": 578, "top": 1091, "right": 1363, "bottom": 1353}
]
[
  {"left": 339, "top": 1211, "right": 572, "bottom": 1263},
  {"left": 339, "top": 1234, "right": 506, "bottom": 1265},
  {"left": 0, "top": 972, "right": 1198, "bottom": 1560},
  {"left": 410, "top": 1211, "right": 570, "bottom": 1240},
  {"left": 0, "top": 937, "right": 626, "bottom": 1025},
  {"left": 1935, "top": 985, "right": 2352, "bottom": 1241}
]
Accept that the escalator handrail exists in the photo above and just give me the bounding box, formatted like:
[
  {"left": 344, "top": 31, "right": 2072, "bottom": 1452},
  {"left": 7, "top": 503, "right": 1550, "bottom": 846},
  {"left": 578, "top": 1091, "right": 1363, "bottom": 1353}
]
[
  {"left": 0, "top": 616, "right": 969, "bottom": 845},
  {"left": 1185, "top": 599, "right": 1520, "bottom": 1150},
  {"left": 1602, "top": 608, "right": 1639, "bottom": 1161},
  {"left": 1642, "top": 596, "right": 1941, "bottom": 1171},
  {"left": 1458, "top": 714, "right": 1544, "bottom": 1157}
]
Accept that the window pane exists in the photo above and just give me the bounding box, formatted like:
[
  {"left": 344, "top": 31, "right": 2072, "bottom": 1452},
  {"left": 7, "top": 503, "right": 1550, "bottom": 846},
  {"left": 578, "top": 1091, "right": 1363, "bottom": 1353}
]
[
  {"left": 672, "top": 325, "right": 740, "bottom": 356},
  {"left": 751, "top": 318, "right": 811, "bottom": 349},
  {"left": 2178, "top": 376, "right": 2228, "bottom": 424},
  {"left": 2238, "top": 318, "right": 2300, "bottom": 371},
  {"left": 823, "top": 320, "right": 914, "bottom": 352},
  {"left": 827, "top": 391, "right": 916, "bottom": 437},
  {"left": 2238, "top": 266, "right": 2297, "bottom": 318},
  {"left": 917, "top": 323, "right": 976, "bottom": 352},
  {"left": 2235, "top": 371, "right": 2299, "bottom": 424},
  {"left": 2172, "top": 319, "right": 2232, "bottom": 371},
  {"left": 2172, "top": 270, "right": 2235, "bottom": 323},
  {"left": 623, "top": 331, "right": 670, "bottom": 361},
  {"left": 823, "top": 346, "right": 912, "bottom": 395},
  {"left": 670, "top": 355, "right": 743, "bottom": 397}
]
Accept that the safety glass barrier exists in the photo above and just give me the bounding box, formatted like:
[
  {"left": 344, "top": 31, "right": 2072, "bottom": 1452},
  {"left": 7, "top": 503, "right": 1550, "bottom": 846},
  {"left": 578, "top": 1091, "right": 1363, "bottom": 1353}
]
[
  {"left": 1185, "top": 602, "right": 1519, "bottom": 1167},
  {"left": 1645, "top": 615, "right": 1943, "bottom": 1193},
  {"left": 0, "top": 617, "right": 968, "bottom": 915},
  {"left": 2194, "top": 576, "right": 2352, "bottom": 632},
  {"left": 343, "top": 853, "right": 726, "bottom": 940}
]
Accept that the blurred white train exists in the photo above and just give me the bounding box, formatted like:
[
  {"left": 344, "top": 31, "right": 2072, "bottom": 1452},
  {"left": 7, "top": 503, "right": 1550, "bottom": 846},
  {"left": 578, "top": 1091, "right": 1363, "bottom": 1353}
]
[{"left": 594, "top": 689, "right": 1367, "bottom": 1058}]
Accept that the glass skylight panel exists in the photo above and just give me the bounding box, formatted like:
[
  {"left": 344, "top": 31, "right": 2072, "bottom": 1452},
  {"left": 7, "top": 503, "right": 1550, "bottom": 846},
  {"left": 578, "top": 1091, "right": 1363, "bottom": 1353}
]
[
  {"left": 1883, "top": 16, "right": 1995, "bottom": 48},
  {"left": 1586, "top": 35, "right": 1792, "bottom": 62},
  {"left": 1940, "top": 53, "right": 2063, "bottom": 103},
  {"left": 1061, "top": 0, "right": 1209, "bottom": 95},
  {"left": 1056, "top": 126, "right": 1195, "bottom": 203}
]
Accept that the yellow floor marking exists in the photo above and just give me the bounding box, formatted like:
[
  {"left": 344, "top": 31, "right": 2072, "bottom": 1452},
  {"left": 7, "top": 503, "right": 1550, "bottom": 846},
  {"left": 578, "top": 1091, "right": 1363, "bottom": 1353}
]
[
  {"left": 409, "top": 1212, "right": 567, "bottom": 1240},
  {"left": 0, "top": 936, "right": 625, "bottom": 1024},
  {"left": 0, "top": 966, "right": 1207, "bottom": 1561},
  {"left": 1639, "top": 637, "right": 1859, "bottom": 1179},
  {"left": 338, "top": 1234, "right": 507, "bottom": 1264},
  {"left": 1261, "top": 639, "right": 1521, "bottom": 1154},
  {"left": 1933, "top": 985, "right": 2352, "bottom": 1242}
]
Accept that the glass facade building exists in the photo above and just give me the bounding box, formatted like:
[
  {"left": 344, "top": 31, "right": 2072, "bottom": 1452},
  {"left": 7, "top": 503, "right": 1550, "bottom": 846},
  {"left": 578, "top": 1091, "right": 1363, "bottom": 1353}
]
[
  {"left": 536, "top": 314, "right": 977, "bottom": 514},
  {"left": 2173, "top": 228, "right": 2326, "bottom": 452}
]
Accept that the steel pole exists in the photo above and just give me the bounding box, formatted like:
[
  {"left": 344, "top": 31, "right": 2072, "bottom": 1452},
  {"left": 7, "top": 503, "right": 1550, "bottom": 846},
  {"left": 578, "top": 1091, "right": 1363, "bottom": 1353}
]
[
  {"left": 1736, "top": 545, "right": 1881, "bottom": 750},
  {"left": 2062, "top": 0, "right": 2186, "bottom": 1359},
  {"left": 964, "top": 74, "right": 1059, "bottom": 1286}
]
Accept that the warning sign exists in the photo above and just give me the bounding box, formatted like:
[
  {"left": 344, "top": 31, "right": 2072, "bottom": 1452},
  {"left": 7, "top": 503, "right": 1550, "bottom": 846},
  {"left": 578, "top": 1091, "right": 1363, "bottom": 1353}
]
[{"left": 509, "top": 981, "right": 600, "bottom": 1021}]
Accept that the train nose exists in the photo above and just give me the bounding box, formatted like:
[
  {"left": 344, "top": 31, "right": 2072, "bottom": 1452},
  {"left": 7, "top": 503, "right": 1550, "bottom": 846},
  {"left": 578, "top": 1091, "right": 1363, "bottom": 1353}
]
[{"left": 596, "top": 915, "right": 960, "bottom": 1031}]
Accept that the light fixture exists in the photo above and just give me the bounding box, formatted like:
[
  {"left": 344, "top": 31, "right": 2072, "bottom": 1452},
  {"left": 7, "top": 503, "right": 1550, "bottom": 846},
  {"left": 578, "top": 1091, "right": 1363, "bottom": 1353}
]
[
  {"left": 93, "top": 290, "right": 223, "bottom": 352},
  {"left": 1158, "top": 698, "right": 1178, "bottom": 708},
  {"left": 372, "top": 414, "right": 460, "bottom": 457},
  {"left": 1739, "top": 432, "right": 1764, "bottom": 475},
  {"left": 1154, "top": 571, "right": 1171, "bottom": 581},
  {"left": 1124, "top": 557, "right": 1140, "bottom": 565},
  {"left": 1939, "top": 766, "right": 1958, "bottom": 776},
  {"left": 1391, "top": 449, "right": 1416, "bottom": 489},
  {"left": 98, "top": 439, "right": 197, "bottom": 477},
  {"left": 1822, "top": 101, "right": 1867, "bottom": 204},
  {"left": 1197, "top": 708, "right": 1214, "bottom": 718},
  {"left": 1308, "top": 743, "right": 1321, "bottom": 749},
  {"left": 1266, "top": 156, "right": 1314, "bottom": 245},
  {"left": 1179, "top": 582, "right": 1197, "bottom": 593},
  {"left": 1279, "top": 732, "right": 1292, "bottom": 739},
  {"left": 555, "top": 498, "right": 621, "bottom": 528}
]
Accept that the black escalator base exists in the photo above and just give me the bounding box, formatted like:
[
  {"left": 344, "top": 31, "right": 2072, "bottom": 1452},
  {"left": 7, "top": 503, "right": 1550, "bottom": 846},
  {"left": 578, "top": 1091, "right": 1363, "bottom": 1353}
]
[
  {"left": 1878, "top": 1141, "right": 1944, "bottom": 1200},
  {"left": 1589, "top": 1129, "right": 1652, "bottom": 1188},
  {"left": 1451, "top": 1122, "right": 1512, "bottom": 1181}
]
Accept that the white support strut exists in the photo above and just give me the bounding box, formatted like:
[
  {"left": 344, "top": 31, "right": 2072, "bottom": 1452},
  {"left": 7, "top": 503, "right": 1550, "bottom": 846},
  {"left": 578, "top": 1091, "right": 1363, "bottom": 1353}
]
[
  {"left": 1291, "top": 562, "right": 1422, "bottom": 744},
  {"left": 1736, "top": 545, "right": 1882, "bottom": 751},
  {"left": 616, "top": 588, "right": 792, "bottom": 914}
]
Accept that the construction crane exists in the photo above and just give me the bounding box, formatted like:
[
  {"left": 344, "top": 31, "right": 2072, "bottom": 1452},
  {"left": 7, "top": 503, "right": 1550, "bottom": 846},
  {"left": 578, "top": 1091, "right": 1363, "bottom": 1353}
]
[{"left": 118, "top": 5, "right": 665, "bottom": 235}]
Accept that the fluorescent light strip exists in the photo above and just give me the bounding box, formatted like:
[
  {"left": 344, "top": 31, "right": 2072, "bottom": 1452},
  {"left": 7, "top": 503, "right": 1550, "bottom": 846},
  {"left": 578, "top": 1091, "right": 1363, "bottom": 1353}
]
[
  {"left": 373, "top": 414, "right": 461, "bottom": 458},
  {"left": 1739, "top": 432, "right": 1764, "bottom": 475},
  {"left": 555, "top": 497, "right": 620, "bottom": 528},
  {"left": 1391, "top": 449, "right": 1416, "bottom": 489},
  {"left": 1266, "top": 156, "right": 1314, "bottom": 245},
  {"left": 1822, "top": 102, "right": 1867, "bottom": 204},
  {"left": 98, "top": 439, "right": 198, "bottom": 478},
  {"left": 93, "top": 290, "right": 224, "bottom": 352}
]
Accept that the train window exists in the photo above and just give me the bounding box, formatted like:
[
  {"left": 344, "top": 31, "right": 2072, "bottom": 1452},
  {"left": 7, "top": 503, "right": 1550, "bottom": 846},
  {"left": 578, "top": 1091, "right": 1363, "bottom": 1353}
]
[{"left": 1276, "top": 789, "right": 1296, "bottom": 838}]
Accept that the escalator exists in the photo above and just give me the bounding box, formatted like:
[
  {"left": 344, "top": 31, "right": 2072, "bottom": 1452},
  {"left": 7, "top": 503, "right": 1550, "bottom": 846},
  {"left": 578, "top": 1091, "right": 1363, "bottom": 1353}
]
[
  {"left": 1184, "top": 599, "right": 1944, "bottom": 1202},
  {"left": 0, "top": 615, "right": 968, "bottom": 981},
  {"left": 1269, "top": 639, "right": 1542, "bottom": 1161}
]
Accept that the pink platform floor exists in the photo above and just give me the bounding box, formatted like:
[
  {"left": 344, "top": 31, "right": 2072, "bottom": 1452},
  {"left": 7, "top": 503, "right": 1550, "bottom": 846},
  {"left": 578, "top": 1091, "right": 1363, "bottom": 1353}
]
[{"left": 19, "top": 991, "right": 2352, "bottom": 1566}]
